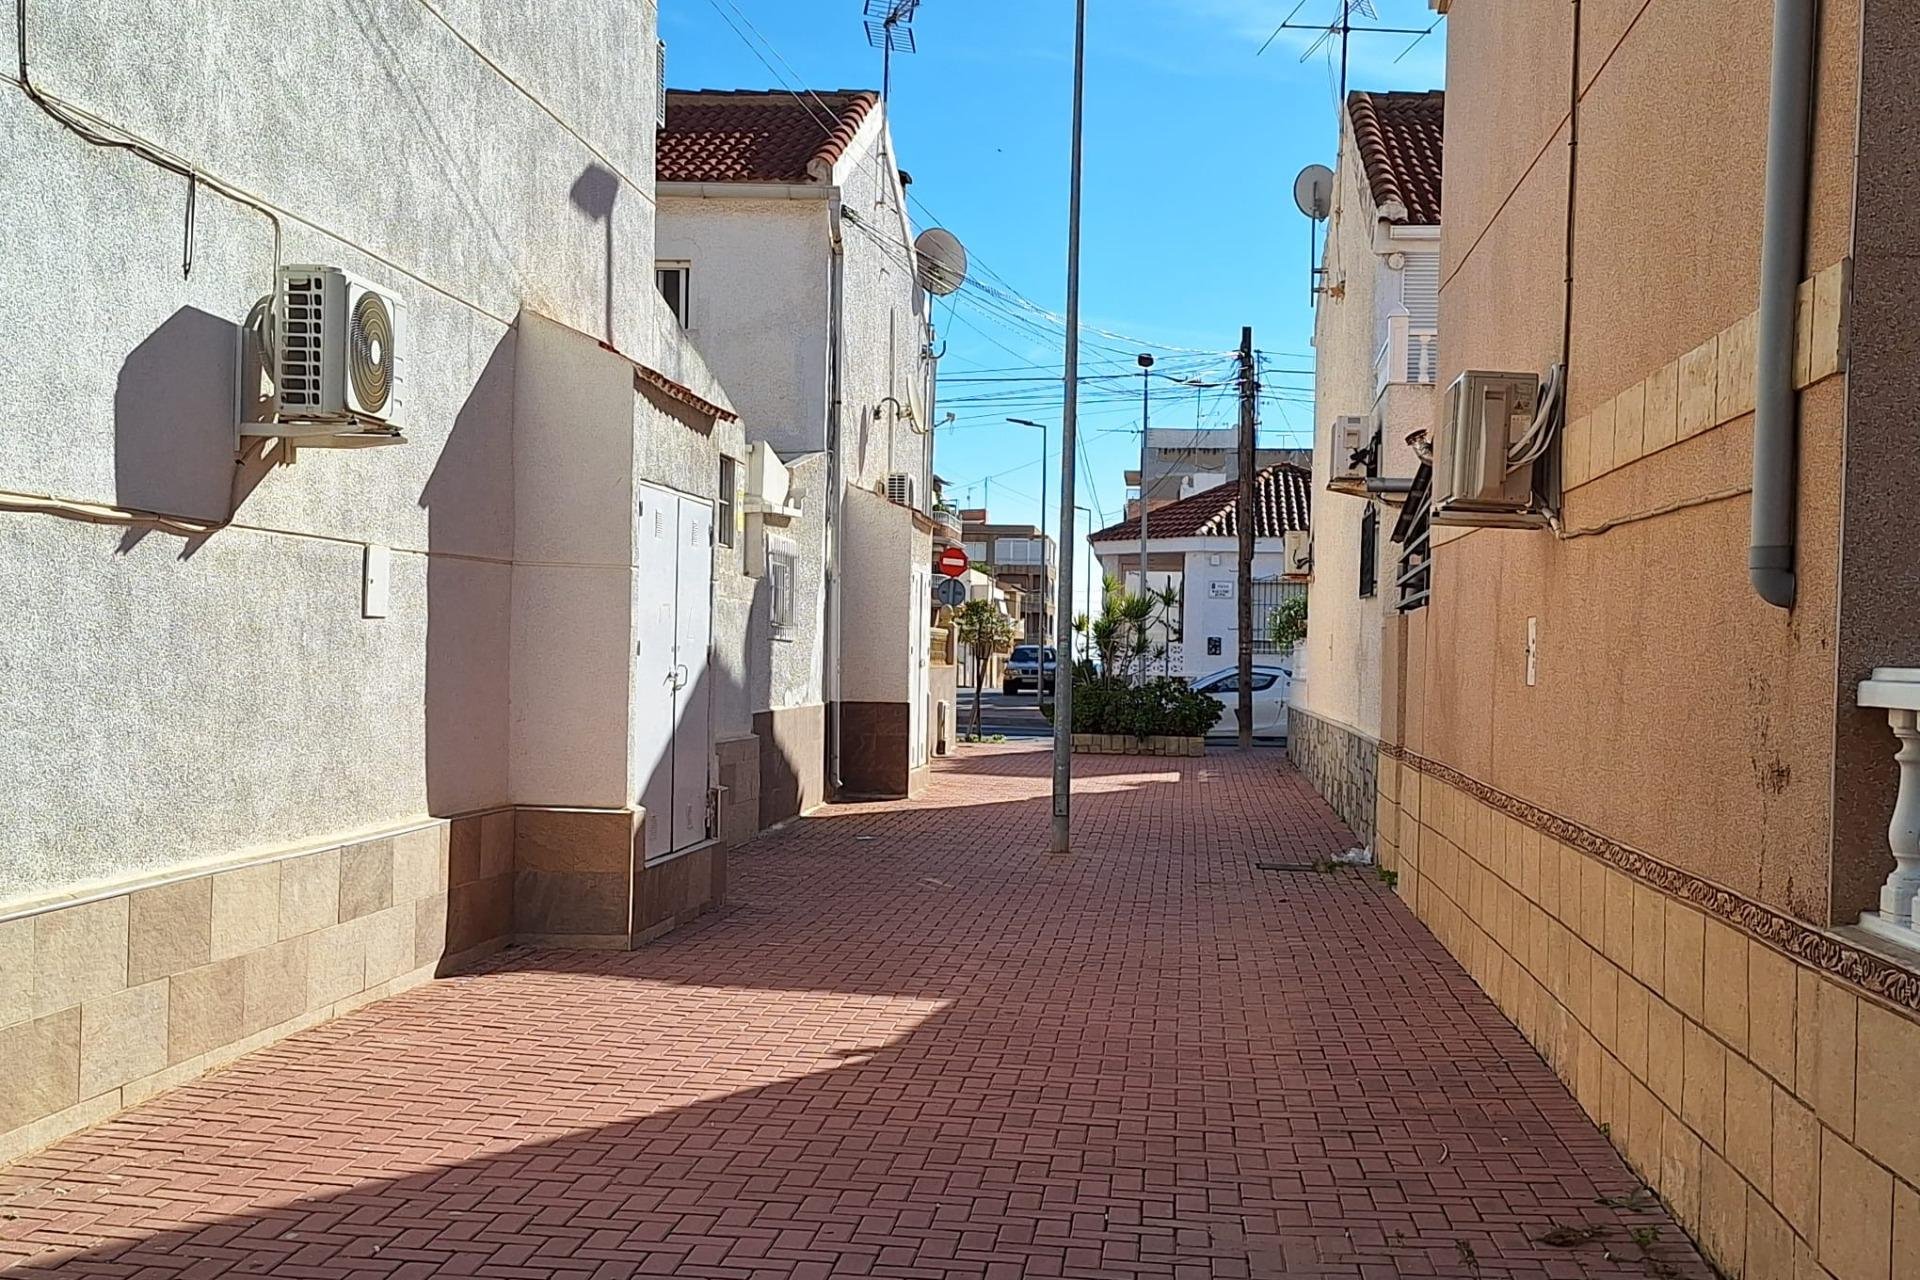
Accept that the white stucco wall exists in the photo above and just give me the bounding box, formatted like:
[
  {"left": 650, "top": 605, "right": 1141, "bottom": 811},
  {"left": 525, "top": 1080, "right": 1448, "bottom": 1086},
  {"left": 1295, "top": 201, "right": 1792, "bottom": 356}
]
[
  {"left": 654, "top": 104, "right": 933, "bottom": 722},
  {"left": 1293, "top": 108, "right": 1437, "bottom": 746},
  {"left": 0, "top": 0, "right": 733, "bottom": 904},
  {"left": 840, "top": 487, "right": 930, "bottom": 704},
  {"left": 655, "top": 199, "right": 828, "bottom": 458}
]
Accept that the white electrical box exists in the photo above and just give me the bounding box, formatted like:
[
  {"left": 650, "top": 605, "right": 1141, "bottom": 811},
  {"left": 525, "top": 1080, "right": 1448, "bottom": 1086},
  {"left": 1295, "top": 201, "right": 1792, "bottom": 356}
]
[{"left": 1432, "top": 370, "right": 1547, "bottom": 527}]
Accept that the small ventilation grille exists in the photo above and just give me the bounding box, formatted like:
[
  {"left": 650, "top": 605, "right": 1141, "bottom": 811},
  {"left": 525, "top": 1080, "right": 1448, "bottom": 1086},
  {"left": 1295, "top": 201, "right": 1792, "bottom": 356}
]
[
  {"left": 349, "top": 290, "right": 394, "bottom": 413},
  {"left": 280, "top": 274, "right": 322, "bottom": 409}
]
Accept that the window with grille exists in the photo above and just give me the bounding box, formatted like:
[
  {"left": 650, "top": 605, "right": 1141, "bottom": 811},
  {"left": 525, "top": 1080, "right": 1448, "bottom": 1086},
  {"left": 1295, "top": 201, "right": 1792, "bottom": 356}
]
[
  {"left": 1359, "top": 504, "right": 1378, "bottom": 599},
  {"left": 1392, "top": 467, "right": 1432, "bottom": 613},
  {"left": 769, "top": 549, "right": 797, "bottom": 636}
]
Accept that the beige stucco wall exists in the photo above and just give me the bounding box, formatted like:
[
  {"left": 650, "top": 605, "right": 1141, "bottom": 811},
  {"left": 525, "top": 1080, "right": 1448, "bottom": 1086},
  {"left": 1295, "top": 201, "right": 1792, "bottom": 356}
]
[
  {"left": 1296, "top": 106, "right": 1435, "bottom": 749},
  {"left": 1411, "top": 0, "right": 1860, "bottom": 925}
]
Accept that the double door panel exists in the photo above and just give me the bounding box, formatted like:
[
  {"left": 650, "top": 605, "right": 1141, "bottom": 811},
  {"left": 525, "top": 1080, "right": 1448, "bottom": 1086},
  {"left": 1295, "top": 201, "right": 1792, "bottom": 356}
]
[{"left": 635, "top": 483, "right": 714, "bottom": 861}]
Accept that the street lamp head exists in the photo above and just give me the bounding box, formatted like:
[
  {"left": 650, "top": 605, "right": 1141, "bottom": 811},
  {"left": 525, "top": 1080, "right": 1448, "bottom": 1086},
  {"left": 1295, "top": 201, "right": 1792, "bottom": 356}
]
[
  {"left": 1137, "top": 353, "right": 1155, "bottom": 369},
  {"left": 1006, "top": 417, "right": 1045, "bottom": 430}
]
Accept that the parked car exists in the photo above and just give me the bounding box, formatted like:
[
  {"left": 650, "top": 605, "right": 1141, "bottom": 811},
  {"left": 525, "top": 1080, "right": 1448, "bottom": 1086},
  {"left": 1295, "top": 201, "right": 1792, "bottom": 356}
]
[
  {"left": 1189, "top": 664, "right": 1291, "bottom": 738},
  {"left": 1002, "top": 645, "right": 1057, "bottom": 694}
]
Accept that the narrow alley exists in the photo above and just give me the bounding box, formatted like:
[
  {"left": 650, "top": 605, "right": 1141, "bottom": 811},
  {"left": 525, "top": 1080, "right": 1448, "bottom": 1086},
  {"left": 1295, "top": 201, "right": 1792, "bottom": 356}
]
[{"left": 0, "top": 748, "right": 1706, "bottom": 1279}]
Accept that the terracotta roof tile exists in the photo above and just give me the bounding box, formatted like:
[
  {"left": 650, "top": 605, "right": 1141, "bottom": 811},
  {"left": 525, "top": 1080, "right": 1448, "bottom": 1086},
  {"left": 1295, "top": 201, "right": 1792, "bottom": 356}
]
[
  {"left": 1348, "top": 89, "right": 1444, "bottom": 225},
  {"left": 658, "top": 89, "right": 878, "bottom": 185},
  {"left": 1088, "top": 465, "right": 1311, "bottom": 543}
]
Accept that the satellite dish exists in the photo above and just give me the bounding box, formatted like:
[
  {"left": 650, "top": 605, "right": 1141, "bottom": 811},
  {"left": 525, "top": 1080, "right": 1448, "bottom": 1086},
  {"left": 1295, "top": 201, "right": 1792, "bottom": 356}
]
[
  {"left": 1293, "top": 164, "right": 1335, "bottom": 221},
  {"left": 915, "top": 228, "right": 968, "bottom": 296}
]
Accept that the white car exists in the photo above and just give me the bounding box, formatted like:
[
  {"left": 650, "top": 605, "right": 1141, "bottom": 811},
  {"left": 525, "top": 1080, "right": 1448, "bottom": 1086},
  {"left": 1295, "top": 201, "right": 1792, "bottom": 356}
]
[{"left": 1189, "top": 664, "right": 1291, "bottom": 739}]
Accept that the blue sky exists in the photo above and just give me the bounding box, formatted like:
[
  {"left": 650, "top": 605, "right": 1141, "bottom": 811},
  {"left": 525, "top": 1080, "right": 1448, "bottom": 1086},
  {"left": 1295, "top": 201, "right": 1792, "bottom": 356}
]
[{"left": 662, "top": 0, "right": 1446, "bottom": 568}]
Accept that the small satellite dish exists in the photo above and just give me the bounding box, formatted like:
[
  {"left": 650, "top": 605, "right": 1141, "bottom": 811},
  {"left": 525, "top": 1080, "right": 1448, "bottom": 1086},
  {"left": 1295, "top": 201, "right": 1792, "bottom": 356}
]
[
  {"left": 915, "top": 228, "right": 968, "bottom": 296},
  {"left": 1293, "top": 164, "right": 1335, "bottom": 221}
]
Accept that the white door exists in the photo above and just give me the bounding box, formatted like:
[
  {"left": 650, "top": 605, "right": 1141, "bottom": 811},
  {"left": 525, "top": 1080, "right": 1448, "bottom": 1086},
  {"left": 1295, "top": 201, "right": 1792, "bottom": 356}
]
[
  {"left": 634, "top": 483, "right": 714, "bottom": 861},
  {"left": 909, "top": 567, "right": 931, "bottom": 769},
  {"left": 635, "top": 485, "right": 680, "bottom": 862},
  {"left": 672, "top": 496, "right": 714, "bottom": 850}
]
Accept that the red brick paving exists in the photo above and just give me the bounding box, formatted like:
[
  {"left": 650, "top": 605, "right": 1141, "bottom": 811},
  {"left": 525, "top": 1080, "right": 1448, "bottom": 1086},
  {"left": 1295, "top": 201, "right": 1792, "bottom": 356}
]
[{"left": 0, "top": 745, "right": 1708, "bottom": 1279}]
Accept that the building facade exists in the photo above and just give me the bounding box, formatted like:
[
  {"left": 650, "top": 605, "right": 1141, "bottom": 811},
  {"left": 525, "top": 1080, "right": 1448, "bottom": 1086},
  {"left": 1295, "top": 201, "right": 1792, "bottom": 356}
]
[
  {"left": 0, "top": 0, "right": 756, "bottom": 1158},
  {"left": 1289, "top": 89, "right": 1444, "bottom": 844},
  {"left": 1090, "top": 466, "right": 1311, "bottom": 681},
  {"left": 656, "top": 89, "right": 939, "bottom": 810},
  {"left": 960, "top": 511, "right": 1057, "bottom": 644},
  {"left": 1373, "top": 5, "right": 1920, "bottom": 1279}
]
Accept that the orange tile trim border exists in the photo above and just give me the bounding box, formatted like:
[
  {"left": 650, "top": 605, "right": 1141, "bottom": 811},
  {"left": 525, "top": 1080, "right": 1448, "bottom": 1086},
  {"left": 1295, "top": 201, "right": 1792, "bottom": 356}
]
[{"left": 1381, "top": 743, "right": 1920, "bottom": 1015}]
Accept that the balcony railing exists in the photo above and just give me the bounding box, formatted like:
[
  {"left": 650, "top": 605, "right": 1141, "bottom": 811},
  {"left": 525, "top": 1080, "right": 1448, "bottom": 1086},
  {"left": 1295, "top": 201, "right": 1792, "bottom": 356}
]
[
  {"left": 1374, "top": 311, "right": 1439, "bottom": 398},
  {"left": 1854, "top": 670, "right": 1920, "bottom": 948}
]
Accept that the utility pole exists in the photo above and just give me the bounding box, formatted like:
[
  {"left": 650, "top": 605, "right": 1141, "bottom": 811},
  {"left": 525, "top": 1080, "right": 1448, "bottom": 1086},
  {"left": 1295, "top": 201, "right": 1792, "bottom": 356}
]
[
  {"left": 1236, "top": 327, "right": 1256, "bottom": 751},
  {"left": 1136, "top": 353, "right": 1154, "bottom": 618},
  {"left": 1049, "top": 0, "right": 1086, "bottom": 856}
]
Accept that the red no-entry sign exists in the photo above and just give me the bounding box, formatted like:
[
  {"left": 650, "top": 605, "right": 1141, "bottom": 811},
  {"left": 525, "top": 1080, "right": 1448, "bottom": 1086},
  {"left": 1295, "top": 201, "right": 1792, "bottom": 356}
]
[{"left": 937, "top": 546, "right": 970, "bottom": 578}]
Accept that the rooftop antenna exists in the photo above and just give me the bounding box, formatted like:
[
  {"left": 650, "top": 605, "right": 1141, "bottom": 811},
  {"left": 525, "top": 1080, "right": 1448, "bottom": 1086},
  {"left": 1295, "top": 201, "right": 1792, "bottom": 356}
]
[
  {"left": 1256, "top": 0, "right": 1441, "bottom": 106},
  {"left": 863, "top": 0, "right": 922, "bottom": 102}
]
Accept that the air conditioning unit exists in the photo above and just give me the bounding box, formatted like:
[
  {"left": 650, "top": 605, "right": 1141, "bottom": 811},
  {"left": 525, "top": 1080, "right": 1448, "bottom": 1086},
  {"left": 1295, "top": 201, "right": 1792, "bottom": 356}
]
[
  {"left": 1326, "top": 414, "right": 1371, "bottom": 495},
  {"left": 885, "top": 472, "right": 917, "bottom": 509},
  {"left": 1283, "top": 529, "right": 1313, "bottom": 577},
  {"left": 1432, "top": 370, "right": 1547, "bottom": 527},
  {"left": 248, "top": 266, "right": 405, "bottom": 445}
]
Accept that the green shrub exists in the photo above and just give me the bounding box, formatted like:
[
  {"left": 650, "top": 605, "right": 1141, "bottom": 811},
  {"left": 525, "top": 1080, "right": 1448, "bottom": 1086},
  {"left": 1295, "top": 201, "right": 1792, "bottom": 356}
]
[{"left": 1044, "top": 675, "right": 1223, "bottom": 739}]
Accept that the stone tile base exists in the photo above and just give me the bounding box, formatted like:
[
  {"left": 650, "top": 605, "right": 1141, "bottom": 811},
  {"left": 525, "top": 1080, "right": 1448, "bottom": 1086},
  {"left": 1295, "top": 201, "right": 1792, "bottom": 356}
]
[
  {"left": 838, "top": 701, "right": 912, "bottom": 798},
  {"left": 2, "top": 723, "right": 765, "bottom": 1163},
  {"left": 1070, "top": 734, "right": 1205, "bottom": 757},
  {"left": 754, "top": 703, "right": 825, "bottom": 826},
  {"left": 0, "top": 809, "right": 514, "bottom": 1164},
  {"left": 1286, "top": 706, "right": 1377, "bottom": 845}
]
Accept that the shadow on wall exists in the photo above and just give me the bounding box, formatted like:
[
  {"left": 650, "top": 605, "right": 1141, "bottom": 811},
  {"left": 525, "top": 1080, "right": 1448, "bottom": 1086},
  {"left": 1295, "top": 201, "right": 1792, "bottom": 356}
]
[
  {"left": 420, "top": 328, "right": 517, "bottom": 822},
  {"left": 569, "top": 164, "right": 621, "bottom": 347},
  {"left": 112, "top": 305, "right": 274, "bottom": 557}
]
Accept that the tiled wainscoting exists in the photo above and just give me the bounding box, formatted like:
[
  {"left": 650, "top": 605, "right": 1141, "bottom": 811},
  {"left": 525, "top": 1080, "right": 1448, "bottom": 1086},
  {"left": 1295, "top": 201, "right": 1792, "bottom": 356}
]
[
  {"left": 0, "top": 811, "right": 514, "bottom": 1164},
  {"left": 1376, "top": 750, "right": 1920, "bottom": 1280},
  {"left": 754, "top": 703, "right": 825, "bottom": 827},
  {"left": 1287, "top": 706, "right": 1377, "bottom": 846},
  {"left": 2, "top": 746, "right": 771, "bottom": 1160}
]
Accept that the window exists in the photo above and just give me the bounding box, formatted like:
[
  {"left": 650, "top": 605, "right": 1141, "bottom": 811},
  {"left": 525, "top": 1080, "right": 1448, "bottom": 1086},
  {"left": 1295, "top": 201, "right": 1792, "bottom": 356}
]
[
  {"left": 655, "top": 262, "right": 691, "bottom": 328},
  {"left": 963, "top": 541, "right": 987, "bottom": 563},
  {"left": 1392, "top": 466, "right": 1432, "bottom": 613},
  {"left": 1359, "top": 504, "right": 1378, "bottom": 599},
  {"left": 769, "top": 548, "right": 797, "bottom": 636},
  {"left": 717, "top": 456, "right": 737, "bottom": 548}
]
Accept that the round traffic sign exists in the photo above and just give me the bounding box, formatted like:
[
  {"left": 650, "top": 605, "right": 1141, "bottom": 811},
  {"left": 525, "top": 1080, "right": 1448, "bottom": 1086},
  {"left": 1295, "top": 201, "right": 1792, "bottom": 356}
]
[
  {"left": 934, "top": 576, "right": 968, "bottom": 608},
  {"left": 937, "top": 546, "right": 970, "bottom": 578}
]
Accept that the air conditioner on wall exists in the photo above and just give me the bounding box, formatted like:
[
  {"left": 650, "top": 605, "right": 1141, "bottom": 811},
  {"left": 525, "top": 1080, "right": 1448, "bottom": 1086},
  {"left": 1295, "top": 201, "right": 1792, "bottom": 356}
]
[
  {"left": 243, "top": 265, "right": 405, "bottom": 446},
  {"left": 885, "top": 472, "right": 917, "bottom": 509},
  {"left": 1284, "top": 529, "right": 1312, "bottom": 577},
  {"left": 1432, "top": 370, "right": 1549, "bottom": 527},
  {"left": 1326, "top": 414, "right": 1372, "bottom": 496}
]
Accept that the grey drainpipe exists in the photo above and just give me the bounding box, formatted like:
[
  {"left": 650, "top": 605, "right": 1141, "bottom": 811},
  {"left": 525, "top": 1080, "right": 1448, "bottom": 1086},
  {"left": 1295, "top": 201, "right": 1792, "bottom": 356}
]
[{"left": 1750, "top": 0, "right": 1819, "bottom": 609}]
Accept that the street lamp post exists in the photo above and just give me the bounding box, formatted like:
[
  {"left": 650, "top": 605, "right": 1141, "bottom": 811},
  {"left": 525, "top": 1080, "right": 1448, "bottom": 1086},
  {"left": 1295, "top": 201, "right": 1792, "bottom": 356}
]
[
  {"left": 1050, "top": 0, "right": 1086, "bottom": 856},
  {"left": 1136, "top": 354, "right": 1154, "bottom": 616},
  {"left": 1007, "top": 416, "right": 1052, "bottom": 710}
]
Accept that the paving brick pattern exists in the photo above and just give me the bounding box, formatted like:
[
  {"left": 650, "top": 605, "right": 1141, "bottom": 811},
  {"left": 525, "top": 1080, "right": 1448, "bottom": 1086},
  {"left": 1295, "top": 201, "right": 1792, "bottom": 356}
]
[{"left": 0, "top": 746, "right": 1708, "bottom": 1279}]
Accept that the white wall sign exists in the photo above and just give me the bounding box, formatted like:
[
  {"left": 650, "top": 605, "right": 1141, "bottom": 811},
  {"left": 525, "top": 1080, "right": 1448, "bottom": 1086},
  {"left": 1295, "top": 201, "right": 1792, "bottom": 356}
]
[{"left": 1208, "top": 580, "right": 1233, "bottom": 599}]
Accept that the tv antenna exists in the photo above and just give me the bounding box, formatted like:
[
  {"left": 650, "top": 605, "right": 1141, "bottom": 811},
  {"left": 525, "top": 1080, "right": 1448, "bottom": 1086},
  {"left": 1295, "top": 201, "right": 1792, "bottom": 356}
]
[
  {"left": 863, "top": 0, "right": 923, "bottom": 101},
  {"left": 1257, "top": 0, "right": 1443, "bottom": 105}
]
